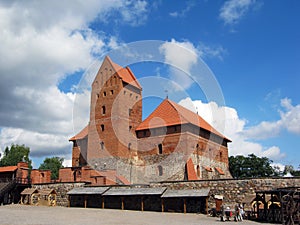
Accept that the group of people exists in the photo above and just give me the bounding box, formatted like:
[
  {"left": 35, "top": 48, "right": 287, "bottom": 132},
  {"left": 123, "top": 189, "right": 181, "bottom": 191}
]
[
  {"left": 220, "top": 203, "right": 245, "bottom": 222},
  {"left": 235, "top": 203, "right": 244, "bottom": 221}
]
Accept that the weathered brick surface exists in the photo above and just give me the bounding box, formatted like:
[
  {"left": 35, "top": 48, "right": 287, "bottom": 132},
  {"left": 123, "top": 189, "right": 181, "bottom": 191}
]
[{"left": 31, "top": 169, "right": 51, "bottom": 184}]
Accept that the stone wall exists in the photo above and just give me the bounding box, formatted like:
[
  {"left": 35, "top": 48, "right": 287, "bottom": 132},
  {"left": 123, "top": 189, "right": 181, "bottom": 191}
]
[
  {"left": 32, "top": 177, "right": 300, "bottom": 210},
  {"left": 150, "top": 177, "right": 300, "bottom": 209},
  {"left": 32, "top": 182, "right": 86, "bottom": 207}
]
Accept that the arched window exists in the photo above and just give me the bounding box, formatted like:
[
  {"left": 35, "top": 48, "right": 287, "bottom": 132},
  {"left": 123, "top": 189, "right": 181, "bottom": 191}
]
[
  {"left": 101, "top": 124, "right": 104, "bottom": 131},
  {"left": 158, "top": 165, "right": 163, "bottom": 176},
  {"left": 103, "top": 91, "right": 106, "bottom": 97},
  {"left": 158, "top": 144, "right": 163, "bottom": 154},
  {"left": 102, "top": 106, "right": 106, "bottom": 115}
]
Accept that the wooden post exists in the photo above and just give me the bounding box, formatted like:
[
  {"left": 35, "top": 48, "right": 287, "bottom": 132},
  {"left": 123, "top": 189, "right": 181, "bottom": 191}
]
[
  {"left": 161, "top": 199, "right": 164, "bottom": 212},
  {"left": 141, "top": 196, "right": 144, "bottom": 212},
  {"left": 256, "top": 193, "right": 259, "bottom": 219},
  {"left": 206, "top": 197, "right": 208, "bottom": 215},
  {"left": 102, "top": 197, "right": 105, "bottom": 209},
  {"left": 68, "top": 195, "right": 70, "bottom": 207},
  {"left": 183, "top": 198, "right": 187, "bottom": 214},
  {"left": 84, "top": 195, "right": 87, "bottom": 208},
  {"left": 121, "top": 197, "right": 124, "bottom": 210}
]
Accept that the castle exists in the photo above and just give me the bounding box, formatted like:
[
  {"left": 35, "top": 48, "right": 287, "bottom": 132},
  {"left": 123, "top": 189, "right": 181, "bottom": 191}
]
[{"left": 66, "top": 56, "right": 232, "bottom": 184}]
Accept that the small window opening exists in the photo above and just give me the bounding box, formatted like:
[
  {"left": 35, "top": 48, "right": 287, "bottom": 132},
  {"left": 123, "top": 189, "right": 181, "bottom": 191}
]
[
  {"left": 103, "top": 91, "right": 106, "bottom": 97},
  {"left": 129, "top": 126, "right": 132, "bottom": 131},
  {"left": 128, "top": 143, "right": 131, "bottom": 150},
  {"left": 101, "top": 124, "right": 104, "bottom": 131},
  {"left": 197, "top": 165, "right": 200, "bottom": 177},
  {"left": 158, "top": 144, "right": 163, "bottom": 155},
  {"left": 158, "top": 165, "right": 163, "bottom": 176},
  {"left": 110, "top": 90, "right": 114, "bottom": 95},
  {"left": 100, "top": 141, "right": 104, "bottom": 150},
  {"left": 102, "top": 106, "right": 106, "bottom": 115},
  {"left": 128, "top": 108, "right": 132, "bottom": 116}
]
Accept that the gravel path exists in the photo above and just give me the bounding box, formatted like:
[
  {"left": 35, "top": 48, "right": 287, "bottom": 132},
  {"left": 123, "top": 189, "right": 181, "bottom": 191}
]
[{"left": 0, "top": 205, "right": 277, "bottom": 225}]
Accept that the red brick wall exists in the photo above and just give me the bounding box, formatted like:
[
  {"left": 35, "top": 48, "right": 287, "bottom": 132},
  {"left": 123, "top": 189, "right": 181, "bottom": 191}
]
[
  {"left": 87, "top": 57, "right": 142, "bottom": 161},
  {"left": 31, "top": 169, "right": 51, "bottom": 184}
]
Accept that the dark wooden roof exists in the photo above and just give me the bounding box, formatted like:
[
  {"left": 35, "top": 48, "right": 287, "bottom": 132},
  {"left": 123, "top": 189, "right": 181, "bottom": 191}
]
[
  {"left": 161, "top": 188, "right": 210, "bottom": 198},
  {"left": 102, "top": 187, "right": 167, "bottom": 196},
  {"left": 67, "top": 187, "right": 109, "bottom": 195}
]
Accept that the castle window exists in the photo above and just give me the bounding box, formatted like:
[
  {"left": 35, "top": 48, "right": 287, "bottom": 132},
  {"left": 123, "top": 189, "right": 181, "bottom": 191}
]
[
  {"left": 197, "top": 165, "right": 200, "bottom": 177},
  {"left": 110, "top": 90, "right": 114, "bottom": 95},
  {"left": 129, "top": 126, "right": 132, "bottom": 131},
  {"left": 102, "top": 106, "right": 106, "bottom": 115},
  {"left": 128, "top": 108, "right": 132, "bottom": 116},
  {"left": 101, "top": 124, "right": 104, "bottom": 131},
  {"left": 158, "top": 165, "right": 163, "bottom": 176},
  {"left": 128, "top": 143, "right": 131, "bottom": 150},
  {"left": 100, "top": 141, "right": 104, "bottom": 150},
  {"left": 103, "top": 91, "right": 106, "bottom": 97},
  {"left": 97, "top": 93, "right": 99, "bottom": 99},
  {"left": 220, "top": 151, "right": 223, "bottom": 160},
  {"left": 158, "top": 144, "right": 163, "bottom": 155}
]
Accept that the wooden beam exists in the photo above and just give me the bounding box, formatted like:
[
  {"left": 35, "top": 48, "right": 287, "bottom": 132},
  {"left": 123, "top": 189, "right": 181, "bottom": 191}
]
[
  {"left": 206, "top": 197, "right": 208, "bottom": 215},
  {"left": 121, "top": 197, "right": 124, "bottom": 210},
  {"left": 84, "top": 195, "right": 87, "bottom": 208},
  {"left": 102, "top": 197, "right": 105, "bottom": 209},
  {"left": 161, "top": 199, "right": 164, "bottom": 212},
  {"left": 68, "top": 195, "right": 70, "bottom": 207},
  {"left": 183, "top": 198, "right": 187, "bottom": 214},
  {"left": 141, "top": 196, "right": 144, "bottom": 212}
]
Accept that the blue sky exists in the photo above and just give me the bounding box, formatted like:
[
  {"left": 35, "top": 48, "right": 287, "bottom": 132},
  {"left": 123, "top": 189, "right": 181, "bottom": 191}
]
[{"left": 0, "top": 0, "right": 299, "bottom": 170}]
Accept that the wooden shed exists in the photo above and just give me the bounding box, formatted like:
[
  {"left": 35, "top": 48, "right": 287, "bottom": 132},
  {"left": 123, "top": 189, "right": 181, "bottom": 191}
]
[
  {"left": 102, "top": 187, "right": 167, "bottom": 212},
  {"left": 161, "top": 188, "right": 210, "bottom": 214},
  {"left": 20, "top": 188, "right": 39, "bottom": 205},
  {"left": 38, "top": 189, "right": 56, "bottom": 206},
  {"left": 67, "top": 187, "right": 109, "bottom": 208}
]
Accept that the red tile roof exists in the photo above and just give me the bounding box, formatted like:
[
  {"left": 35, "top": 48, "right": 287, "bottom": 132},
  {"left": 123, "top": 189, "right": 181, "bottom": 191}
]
[
  {"left": 136, "top": 98, "right": 229, "bottom": 140},
  {"left": 107, "top": 56, "right": 142, "bottom": 90},
  {"left": 69, "top": 125, "right": 88, "bottom": 141},
  {"left": 0, "top": 165, "right": 18, "bottom": 173},
  {"left": 186, "top": 158, "right": 198, "bottom": 180}
]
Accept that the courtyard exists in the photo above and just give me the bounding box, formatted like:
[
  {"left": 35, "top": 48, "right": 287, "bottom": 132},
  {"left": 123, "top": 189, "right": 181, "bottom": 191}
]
[{"left": 0, "top": 205, "right": 277, "bottom": 225}]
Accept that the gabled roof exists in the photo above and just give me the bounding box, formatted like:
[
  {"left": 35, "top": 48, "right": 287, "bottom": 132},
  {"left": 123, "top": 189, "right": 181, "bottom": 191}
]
[
  {"left": 0, "top": 165, "right": 18, "bottom": 173},
  {"left": 69, "top": 125, "right": 88, "bottom": 141},
  {"left": 106, "top": 56, "right": 142, "bottom": 90},
  {"left": 136, "top": 98, "right": 230, "bottom": 141}
]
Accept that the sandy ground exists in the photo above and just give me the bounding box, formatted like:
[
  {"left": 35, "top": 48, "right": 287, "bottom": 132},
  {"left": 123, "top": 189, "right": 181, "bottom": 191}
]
[{"left": 0, "top": 205, "right": 277, "bottom": 225}]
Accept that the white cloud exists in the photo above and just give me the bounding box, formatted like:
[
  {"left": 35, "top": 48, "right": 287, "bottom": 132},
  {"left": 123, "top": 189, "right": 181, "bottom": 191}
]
[
  {"left": 0, "top": 1, "right": 149, "bottom": 166},
  {"left": 169, "top": 1, "right": 195, "bottom": 18},
  {"left": 242, "top": 98, "right": 300, "bottom": 140},
  {"left": 159, "top": 39, "right": 198, "bottom": 89},
  {"left": 219, "top": 0, "right": 256, "bottom": 25},
  {"left": 178, "top": 97, "right": 286, "bottom": 162}
]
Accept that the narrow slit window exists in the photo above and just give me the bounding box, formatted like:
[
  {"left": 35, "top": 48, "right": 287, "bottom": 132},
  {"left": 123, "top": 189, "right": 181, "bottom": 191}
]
[
  {"left": 158, "top": 165, "right": 163, "bottom": 176},
  {"left": 102, "top": 106, "right": 106, "bottom": 115},
  {"left": 158, "top": 144, "right": 163, "bottom": 155}
]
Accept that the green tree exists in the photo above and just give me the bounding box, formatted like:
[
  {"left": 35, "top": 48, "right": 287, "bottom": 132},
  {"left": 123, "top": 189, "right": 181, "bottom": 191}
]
[
  {"left": 0, "top": 144, "right": 32, "bottom": 169},
  {"left": 39, "top": 157, "right": 64, "bottom": 180},
  {"left": 229, "top": 154, "right": 276, "bottom": 178}
]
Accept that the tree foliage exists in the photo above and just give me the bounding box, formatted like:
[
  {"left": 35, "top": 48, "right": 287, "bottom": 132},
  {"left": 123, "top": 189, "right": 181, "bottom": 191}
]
[
  {"left": 229, "top": 154, "right": 276, "bottom": 178},
  {"left": 0, "top": 144, "right": 32, "bottom": 169},
  {"left": 39, "top": 157, "right": 64, "bottom": 180}
]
